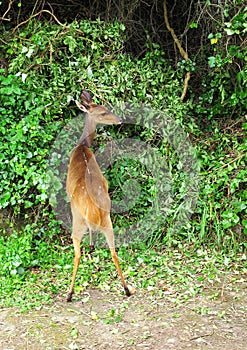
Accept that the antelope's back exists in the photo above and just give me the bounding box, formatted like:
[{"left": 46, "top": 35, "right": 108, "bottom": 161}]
[{"left": 66, "top": 145, "right": 111, "bottom": 223}]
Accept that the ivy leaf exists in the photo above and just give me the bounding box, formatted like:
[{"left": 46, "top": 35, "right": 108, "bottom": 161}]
[
  {"left": 64, "top": 36, "right": 77, "bottom": 54},
  {"left": 17, "top": 267, "right": 25, "bottom": 275},
  {"left": 190, "top": 22, "right": 198, "bottom": 29},
  {"left": 208, "top": 56, "right": 215, "bottom": 68},
  {"left": 210, "top": 38, "right": 218, "bottom": 44},
  {"left": 225, "top": 28, "right": 238, "bottom": 35}
]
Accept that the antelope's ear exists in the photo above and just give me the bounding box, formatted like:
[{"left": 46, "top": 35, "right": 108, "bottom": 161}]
[
  {"left": 81, "top": 90, "right": 92, "bottom": 106},
  {"left": 75, "top": 100, "right": 88, "bottom": 113}
]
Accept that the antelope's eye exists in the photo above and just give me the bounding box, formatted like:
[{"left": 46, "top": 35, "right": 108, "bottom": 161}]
[{"left": 101, "top": 112, "right": 108, "bottom": 116}]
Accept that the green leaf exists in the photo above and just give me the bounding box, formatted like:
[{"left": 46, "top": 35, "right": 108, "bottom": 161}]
[
  {"left": 64, "top": 36, "right": 77, "bottom": 54},
  {"left": 190, "top": 22, "right": 198, "bottom": 29},
  {"left": 208, "top": 56, "right": 215, "bottom": 68},
  {"left": 17, "top": 267, "right": 25, "bottom": 275},
  {"left": 225, "top": 28, "right": 237, "bottom": 35},
  {"left": 210, "top": 38, "right": 218, "bottom": 44}
]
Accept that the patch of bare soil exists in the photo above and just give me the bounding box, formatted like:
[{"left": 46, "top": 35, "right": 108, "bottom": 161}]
[{"left": 1, "top": 277, "right": 246, "bottom": 350}]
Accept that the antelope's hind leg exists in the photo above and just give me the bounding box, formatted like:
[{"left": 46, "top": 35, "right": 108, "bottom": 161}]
[
  {"left": 67, "top": 205, "right": 87, "bottom": 302},
  {"left": 101, "top": 216, "right": 135, "bottom": 297},
  {"left": 89, "top": 227, "right": 95, "bottom": 254}
]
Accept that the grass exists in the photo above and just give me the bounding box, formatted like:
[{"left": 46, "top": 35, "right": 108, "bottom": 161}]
[{"left": 1, "top": 230, "right": 246, "bottom": 311}]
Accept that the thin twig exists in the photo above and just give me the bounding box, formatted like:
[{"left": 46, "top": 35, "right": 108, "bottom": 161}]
[
  {"left": 184, "top": 331, "right": 214, "bottom": 342},
  {"left": 12, "top": 9, "right": 67, "bottom": 33},
  {"left": 163, "top": 0, "right": 188, "bottom": 59},
  {"left": 207, "top": 154, "right": 244, "bottom": 174},
  {"left": 163, "top": 0, "right": 190, "bottom": 102},
  {"left": 222, "top": 115, "right": 246, "bottom": 132},
  {"left": 0, "top": 0, "right": 13, "bottom": 21}
]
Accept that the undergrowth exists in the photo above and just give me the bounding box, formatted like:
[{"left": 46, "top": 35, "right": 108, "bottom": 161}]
[
  {"left": 1, "top": 224, "right": 246, "bottom": 310},
  {"left": 0, "top": 18, "right": 246, "bottom": 308}
]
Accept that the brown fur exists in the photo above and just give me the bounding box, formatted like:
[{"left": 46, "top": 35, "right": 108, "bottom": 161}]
[
  {"left": 67, "top": 145, "right": 110, "bottom": 230},
  {"left": 66, "top": 91, "right": 135, "bottom": 302}
]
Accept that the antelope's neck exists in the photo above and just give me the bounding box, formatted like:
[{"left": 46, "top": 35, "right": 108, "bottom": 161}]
[{"left": 78, "top": 115, "right": 96, "bottom": 147}]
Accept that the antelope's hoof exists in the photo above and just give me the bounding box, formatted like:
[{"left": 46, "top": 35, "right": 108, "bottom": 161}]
[
  {"left": 67, "top": 292, "right": 73, "bottom": 302},
  {"left": 129, "top": 288, "right": 137, "bottom": 296},
  {"left": 125, "top": 286, "right": 136, "bottom": 297}
]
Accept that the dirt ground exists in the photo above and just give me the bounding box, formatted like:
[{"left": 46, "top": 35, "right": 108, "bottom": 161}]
[{"left": 1, "top": 275, "right": 246, "bottom": 350}]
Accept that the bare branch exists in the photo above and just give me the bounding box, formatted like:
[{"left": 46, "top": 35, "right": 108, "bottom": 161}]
[
  {"left": 163, "top": 0, "right": 190, "bottom": 102},
  {"left": 12, "top": 9, "right": 67, "bottom": 33},
  {"left": 0, "top": 0, "right": 13, "bottom": 21}
]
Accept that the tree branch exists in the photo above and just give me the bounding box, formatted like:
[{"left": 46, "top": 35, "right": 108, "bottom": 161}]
[
  {"left": 12, "top": 9, "right": 67, "bottom": 33},
  {"left": 0, "top": 0, "right": 13, "bottom": 21},
  {"left": 163, "top": 0, "right": 190, "bottom": 102}
]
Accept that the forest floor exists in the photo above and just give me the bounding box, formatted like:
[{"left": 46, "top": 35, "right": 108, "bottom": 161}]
[{"left": 1, "top": 272, "right": 246, "bottom": 350}]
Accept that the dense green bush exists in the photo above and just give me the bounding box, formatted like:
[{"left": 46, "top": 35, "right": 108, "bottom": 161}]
[
  {"left": 0, "top": 17, "right": 246, "bottom": 308},
  {"left": 192, "top": 6, "right": 247, "bottom": 121},
  {"left": 193, "top": 131, "right": 247, "bottom": 248},
  {"left": 0, "top": 73, "right": 61, "bottom": 212},
  {"left": 0, "top": 18, "right": 246, "bottom": 253},
  {"left": 0, "top": 19, "right": 184, "bottom": 233}
]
